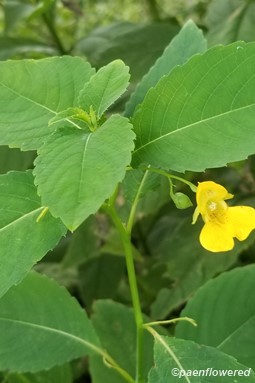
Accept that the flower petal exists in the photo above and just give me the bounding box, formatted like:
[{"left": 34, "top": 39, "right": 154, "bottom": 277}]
[
  {"left": 227, "top": 206, "right": 255, "bottom": 241},
  {"left": 200, "top": 222, "right": 234, "bottom": 252},
  {"left": 196, "top": 181, "right": 233, "bottom": 215}
]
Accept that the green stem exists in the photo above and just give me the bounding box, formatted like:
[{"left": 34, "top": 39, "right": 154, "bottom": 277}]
[
  {"left": 143, "top": 166, "right": 197, "bottom": 192},
  {"left": 127, "top": 168, "right": 150, "bottom": 235},
  {"left": 42, "top": 13, "right": 67, "bottom": 54},
  {"left": 105, "top": 204, "right": 144, "bottom": 383},
  {"left": 146, "top": 0, "right": 161, "bottom": 21},
  {"left": 143, "top": 316, "right": 197, "bottom": 328},
  {"left": 102, "top": 350, "right": 135, "bottom": 383}
]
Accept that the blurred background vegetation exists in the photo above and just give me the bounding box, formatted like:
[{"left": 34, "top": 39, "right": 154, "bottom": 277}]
[{"left": 1, "top": 1, "right": 255, "bottom": 382}]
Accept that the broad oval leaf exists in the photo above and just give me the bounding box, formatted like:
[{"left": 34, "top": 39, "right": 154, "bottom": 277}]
[
  {"left": 125, "top": 20, "right": 207, "bottom": 117},
  {"left": 148, "top": 336, "right": 255, "bottom": 383},
  {"left": 34, "top": 115, "right": 135, "bottom": 230},
  {"left": 176, "top": 265, "right": 255, "bottom": 370},
  {"left": 0, "top": 56, "right": 95, "bottom": 150},
  {"left": 132, "top": 41, "right": 255, "bottom": 172},
  {"left": 79, "top": 59, "right": 130, "bottom": 117},
  {"left": 0, "top": 170, "right": 66, "bottom": 298},
  {"left": 0, "top": 272, "right": 100, "bottom": 372}
]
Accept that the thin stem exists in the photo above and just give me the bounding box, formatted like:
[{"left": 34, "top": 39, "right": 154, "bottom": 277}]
[
  {"left": 146, "top": 0, "right": 161, "bottom": 21},
  {"left": 143, "top": 317, "right": 197, "bottom": 328},
  {"left": 105, "top": 204, "right": 144, "bottom": 383},
  {"left": 103, "top": 351, "right": 136, "bottom": 383},
  {"left": 143, "top": 166, "right": 197, "bottom": 192},
  {"left": 42, "top": 13, "right": 67, "bottom": 54},
  {"left": 126, "top": 168, "right": 150, "bottom": 235}
]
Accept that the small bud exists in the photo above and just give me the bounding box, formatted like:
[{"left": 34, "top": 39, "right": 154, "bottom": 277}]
[{"left": 172, "top": 192, "right": 193, "bottom": 209}]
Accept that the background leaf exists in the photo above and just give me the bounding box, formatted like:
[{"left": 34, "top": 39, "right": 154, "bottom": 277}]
[
  {"left": 0, "top": 37, "right": 57, "bottom": 60},
  {"left": 7, "top": 364, "right": 72, "bottom": 383},
  {"left": 132, "top": 41, "right": 255, "bottom": 172},
  {"left": 34, "top": 115, "right": 135, "bottom": 230},
  {"left": 0, "top": 146, "right": 35, "bottom": 174},
  {"left": 148, "top": 336, "right": 255, "bottom": 383},
  {"left": 0, "top": 170, "right": 66, "bottom": 298},
  {"left": 176, "top": 265, "right": 255, "bottom": 370},
  {"left": 205, "top": 0, "right": 255, "bottom": 47},
  {"left": 79, "top": 59, "right": 130, "bottom": 117},
  {"left": 90, "top": 300, "right": 154, "bottom": 383},
  {"left": 74, "top": 21, "right": 180, "bottom": 82},
  {"left": 125, "top": 20, "right": 207, "bottom": 117},
  {"left": 0, "top": 272, "right": 100, "bottom": 372},
  {"left": 78, "top": 254, "right": 125, "bottom": 308},
  {"left": 0, "top": 56, "right": 94, "bottom": 150}
]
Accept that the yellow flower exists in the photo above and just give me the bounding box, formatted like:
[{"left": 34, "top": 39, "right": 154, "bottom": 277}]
[{"left": 192, "top": 181, "right": 255, "bottom": 252}]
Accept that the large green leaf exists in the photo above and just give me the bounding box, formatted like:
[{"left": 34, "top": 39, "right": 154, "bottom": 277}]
[
  {"left": 176, "top": 265, "right": 255, "bottom": 370},
  {"left": 90, "top": 300, "right": 154, "bottom": 383},
  {"left": 0, "top": 272, "right": 100, "bottom": 372},
  {"left": 132, "top": 42, "right": 255, "bottom": 172},
  {"left": 0, "top": 57, "right": 95, "bottom": 150},
  {"left": 125, "top": 20, "right": 207, "bottom": 117},
  {"left": 79, "top": 60, "right": 130, "bottom": 117},
  {"left": 0, "top": 170, "right": 66, "bottom": 298},
  {"left": 34, "top": 115, "right": 135, "bottom": 231},
  {"left": 148, "top": 336, "right": 255, "bottom": 383},
  {"left": 74, "top": 21, "right": 180, "bottom": 81}
]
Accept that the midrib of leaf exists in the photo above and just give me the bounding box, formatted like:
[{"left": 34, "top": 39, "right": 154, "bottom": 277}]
[
  {"left": 217, "top": 315, "right": 255, "bottom": 350},
  {"left": 146, "top": 327, "right": 191, "bottom": 383},
  {"left": 0, "top": 317, "right": 100, "bottom": 355},
  {"left": 0, "top": 81, "right": 56, "bottom": 115},
  {"left": 133, "top": 102, "right": 255, "bottom": 154},
  {"left": 86, "top": 67, "right": 115, "bottom": 115},
  {"left": 0, "top": 207, "right": 43, "bottom": 232},
  {"left": 73, "top": 133, "right": 92, "bottom": 226}
]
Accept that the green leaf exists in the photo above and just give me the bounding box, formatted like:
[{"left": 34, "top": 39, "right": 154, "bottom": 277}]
[
  {"left": 78, "top": 254, "right": 125, "bottom": 308},
  {"left": 74, "top": 21, "right": 180, "bottom": 81},
  {"left": 0, "top": 171, "right": 66, "bottom": 298},
  {"left": 0, "top": 57, "right": 95, "bottom": 150},
  {"left": 175, "top": 265, "right": 255, "bottom": 370},
  {"left": 62, "top": 216, "right": 99, "bottom": 268},
  {"left": 4, "top": 1, "right": 40, "bottom": 33},
  {"left": 148, "top": 335, "right": 255, "bottom": 383},
  {"left": 148, "top": 210, "right": 255, "bottom": 318},
  {"left": 7, "top": 364, "right": 72, "bottom": 383},
  {"left": 0, "top": 146, "right": 35, "bottom": 174},
  {"left": 0, "top": 272, "right": 100, "bottom": 372},
  {"left": 122, "top": 168, "right": 161, "bottom": 204},
  {"left": 125, "top": 20, "right": 207, "bottom": 117},
  {"left": 205, "top": 0, "right": 255, "bottom": 47},
  {"left": 0, "top": 37, "right": 57, "bottom": 60},
  {"left": 90, "top": 300, "right": 154, "bottom": 383},
  {"left": 79, "top": 60, "right": 130, "bottom": 117},
  {"left": 132, "top": 42, "right": 255, "bottom": 172},
  {"left": 34, "top": 115, "right": 135, "bottom": 230}
]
